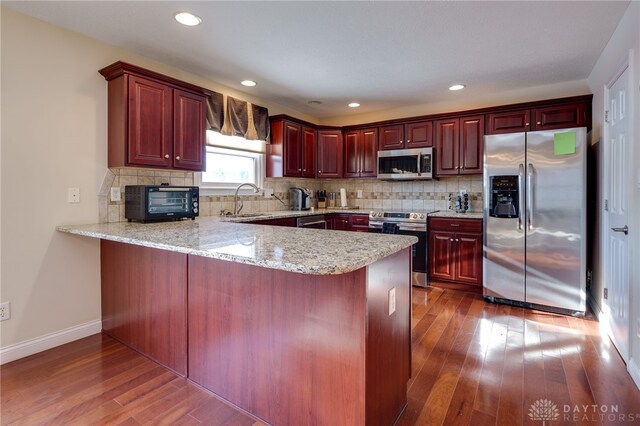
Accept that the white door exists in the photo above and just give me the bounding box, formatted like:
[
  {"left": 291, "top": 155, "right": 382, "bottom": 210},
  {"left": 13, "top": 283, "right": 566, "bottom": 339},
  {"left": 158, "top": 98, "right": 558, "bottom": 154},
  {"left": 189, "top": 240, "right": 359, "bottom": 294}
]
[{"left": 605, "top": 65, "right": 631, "bottom": 361}]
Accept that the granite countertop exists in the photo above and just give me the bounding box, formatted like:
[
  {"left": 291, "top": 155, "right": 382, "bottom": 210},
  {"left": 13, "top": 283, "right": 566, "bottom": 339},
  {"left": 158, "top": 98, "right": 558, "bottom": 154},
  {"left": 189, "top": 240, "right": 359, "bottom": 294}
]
[
  {"left": 57, "top": 217, "right": 417, "bottom": 275},
  {"left": 428, "top": 210, "right": 484, "bottom": 219},
  {"left": 220, "top": 209, "right": 366, "bottom": 223}
]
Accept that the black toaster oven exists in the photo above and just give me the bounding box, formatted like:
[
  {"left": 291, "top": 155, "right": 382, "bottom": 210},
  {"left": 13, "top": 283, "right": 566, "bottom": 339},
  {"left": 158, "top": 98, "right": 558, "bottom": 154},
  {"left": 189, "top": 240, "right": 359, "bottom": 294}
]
[{"left": 125, "top": 185, "right": 199, "bottom": 222}]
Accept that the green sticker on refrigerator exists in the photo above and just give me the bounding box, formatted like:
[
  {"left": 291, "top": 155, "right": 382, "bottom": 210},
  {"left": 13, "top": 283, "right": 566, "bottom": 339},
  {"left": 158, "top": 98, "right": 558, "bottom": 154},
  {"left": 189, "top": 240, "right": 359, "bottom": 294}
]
[{"left": 553, "top": 131, "right": 576, "bottom": 155}]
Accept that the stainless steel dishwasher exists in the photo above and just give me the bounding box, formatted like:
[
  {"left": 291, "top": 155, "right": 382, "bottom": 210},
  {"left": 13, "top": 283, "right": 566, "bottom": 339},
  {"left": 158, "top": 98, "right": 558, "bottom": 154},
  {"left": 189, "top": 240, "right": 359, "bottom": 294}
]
[{"left": 296, "top": 215, "right": 327, "bottom": 229}]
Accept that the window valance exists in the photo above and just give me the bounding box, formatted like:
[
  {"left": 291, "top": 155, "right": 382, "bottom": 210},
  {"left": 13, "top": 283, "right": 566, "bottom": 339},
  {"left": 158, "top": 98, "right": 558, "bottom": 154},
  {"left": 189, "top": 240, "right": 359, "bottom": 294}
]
[{"left": 206, "top": 92, "right": 269, "bottom": 142}]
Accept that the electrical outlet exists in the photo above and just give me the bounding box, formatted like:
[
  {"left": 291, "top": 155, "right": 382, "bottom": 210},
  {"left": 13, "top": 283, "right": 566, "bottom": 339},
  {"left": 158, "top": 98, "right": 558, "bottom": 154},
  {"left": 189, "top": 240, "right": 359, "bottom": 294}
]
[
  {"left": 357, "top": 189, "right": 363, "bottom": 199},
  {"left": 67, "top": 187, "right": 80, "bottom": 203},
  {"left": 388, "top": 287, "right": 396, "bottom": 316},
  {"left": 637, "top": 318, "right": 640, "bottom": 339},
  {"left": 110, "top": 187, "right": 121, "bottom": 202},
  {"left": 263, "top": 188, "right": 274, "bottom": 198},
  {"left": 0, "top": 302, "right": 10, "bottom": 321}
]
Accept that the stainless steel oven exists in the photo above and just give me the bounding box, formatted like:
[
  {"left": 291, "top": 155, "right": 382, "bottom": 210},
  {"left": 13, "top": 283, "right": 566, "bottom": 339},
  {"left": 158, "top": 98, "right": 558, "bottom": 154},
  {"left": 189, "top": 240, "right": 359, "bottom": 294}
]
[{"left": 368, "top": 211, "right": 432, "bottom": 287}]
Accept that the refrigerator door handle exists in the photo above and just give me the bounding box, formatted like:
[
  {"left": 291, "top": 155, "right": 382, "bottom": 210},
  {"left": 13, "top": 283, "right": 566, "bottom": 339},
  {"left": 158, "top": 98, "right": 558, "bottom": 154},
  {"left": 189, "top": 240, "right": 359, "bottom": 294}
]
[
  {"left": 527, "top": 163, "right": 534, "bottom": 230},
  {"left": 518, "top": 163, "right": 525, "bottom": 231}
]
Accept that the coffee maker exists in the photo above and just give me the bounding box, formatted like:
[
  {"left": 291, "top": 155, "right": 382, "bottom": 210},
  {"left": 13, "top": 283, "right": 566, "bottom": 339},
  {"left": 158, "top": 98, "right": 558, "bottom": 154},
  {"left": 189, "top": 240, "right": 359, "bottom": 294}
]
[{"left": 289, "top": 187, "right": 311, "bottom": 211}]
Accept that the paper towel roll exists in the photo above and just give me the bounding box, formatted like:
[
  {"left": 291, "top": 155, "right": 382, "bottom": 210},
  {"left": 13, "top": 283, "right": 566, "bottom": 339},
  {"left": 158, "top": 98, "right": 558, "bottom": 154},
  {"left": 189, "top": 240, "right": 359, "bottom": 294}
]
[{"left": 340, "top": 188, "right": 347, "bottom": 207}]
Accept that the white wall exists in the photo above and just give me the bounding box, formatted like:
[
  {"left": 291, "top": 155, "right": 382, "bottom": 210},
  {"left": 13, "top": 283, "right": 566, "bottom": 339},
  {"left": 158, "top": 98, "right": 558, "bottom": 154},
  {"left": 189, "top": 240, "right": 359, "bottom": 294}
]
[
  {"left": 587, "top": 1, "right": 640, "bottom": 387},
  {"left": 0, "top": 7, "right": 311, "bottom": 354},
  {"left": 320, "top": 79, "right": 591, "bottom": 127}
]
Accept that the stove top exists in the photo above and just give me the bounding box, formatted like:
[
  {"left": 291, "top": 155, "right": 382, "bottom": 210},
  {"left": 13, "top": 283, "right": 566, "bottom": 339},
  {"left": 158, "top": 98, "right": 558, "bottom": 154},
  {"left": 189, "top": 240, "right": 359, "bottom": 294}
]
[{"left": 369, "top": 210, "right": 436, "bottom": 222}]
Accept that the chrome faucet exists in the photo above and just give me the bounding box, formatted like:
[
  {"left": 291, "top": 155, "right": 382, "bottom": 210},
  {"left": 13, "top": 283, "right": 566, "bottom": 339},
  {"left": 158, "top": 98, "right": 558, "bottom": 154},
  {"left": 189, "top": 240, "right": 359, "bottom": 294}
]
[{"left": 233, "top": 183, "right": 261, "bottom": 215}]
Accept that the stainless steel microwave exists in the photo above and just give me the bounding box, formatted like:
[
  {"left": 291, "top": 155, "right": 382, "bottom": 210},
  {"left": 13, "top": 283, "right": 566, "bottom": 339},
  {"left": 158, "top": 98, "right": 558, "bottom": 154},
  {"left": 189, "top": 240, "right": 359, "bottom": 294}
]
[
  {"left": 125, "top": 185, "right": 199, "bottom": 222},
  {"left": 377, "top": 147, "right": 433, "bottom": 180}
]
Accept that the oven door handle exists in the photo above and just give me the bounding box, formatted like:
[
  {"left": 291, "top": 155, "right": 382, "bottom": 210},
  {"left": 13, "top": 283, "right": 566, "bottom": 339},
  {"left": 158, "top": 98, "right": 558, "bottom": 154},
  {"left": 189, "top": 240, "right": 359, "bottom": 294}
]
[{"left": 298, "top": 220, "right": 326, "bottom": 227}]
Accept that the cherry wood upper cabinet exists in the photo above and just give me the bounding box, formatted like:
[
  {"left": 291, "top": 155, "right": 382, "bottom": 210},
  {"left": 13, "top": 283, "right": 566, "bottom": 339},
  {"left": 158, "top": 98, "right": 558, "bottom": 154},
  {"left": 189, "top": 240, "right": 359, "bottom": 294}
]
[
  {"left": 405, "top": 121, "right": 434, "bottom": 148},
  {"left": 100, "top": 61, "right": 210, "bottom": 171},
  {"left": 486, "top": 102, "right": 586, "bottom": 134},
  {"left": 435, "top": 116, "right": 483, "bottom": 176},
  {"left": 379, "top": 121, "right": 433, "bottom": 151},
  {"left": 283, "top": 122, "right": 302, "bottom": 176},
  {"left": 317, "top": 130, "right": 343, "bottom": 178},
  {"left": 173, "top": 89, "right": 206, "bottom": 171},
  {"left": 127, "top": 76, "right": 173, "bottom": 168},
  {"left": 459, "top": 116, "right": 484, "bottom": 175},
  {"left": 267, "top": 119, "right": 316, "bottom": 178},
  {"left": 533, "top": 102, "right": 586, "bottom": 130},
  {"left": 301, "top": 127, "right": 317, "bottom": 178},
  {"left": 378, "top": 125, "right": 404, "bottom": 150},
  {"left": 344, "top": 128, "right": 378, "bottom": 178},
  {"left": 486, "top": 109, "right": 531, "bottom": 134},
  {"left": 435, "top": 119, "right": 460, "bottom": 176}
]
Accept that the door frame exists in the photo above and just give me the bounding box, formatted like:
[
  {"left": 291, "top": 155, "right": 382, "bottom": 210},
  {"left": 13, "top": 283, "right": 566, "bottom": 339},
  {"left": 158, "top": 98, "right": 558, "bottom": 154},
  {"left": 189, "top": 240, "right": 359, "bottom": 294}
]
[{"left": 601, "top": 51, "right": 634, "bottom": 363}]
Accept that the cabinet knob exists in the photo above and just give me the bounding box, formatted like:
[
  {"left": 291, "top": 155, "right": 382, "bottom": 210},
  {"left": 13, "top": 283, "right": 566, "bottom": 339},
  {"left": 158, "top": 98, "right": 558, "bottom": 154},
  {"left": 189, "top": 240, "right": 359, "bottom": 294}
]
[
  {"left": 450, "top": 238, "right": 454, "bottom": 242},
  {"left": 164, "top": 154, "right": 170, "bottom": 159},
  {"left": 537, "top": 121, "right": 541, "bottom": 125},
  {"left": 299, "top": 168, "right": 302, "bottom": 172},
  {"left": 319, "top": 170, "right": 322, "bottom": 174},
  {"left": 303, "top": 169, "right": 306, "bottom": 172},
  {"left": 176, "top": 156, "right": 181, "bottom": 161},
  {"left": 525, "top": 122, "right": 530, "bottom": 126},
  {"left": 407, "top": 139, "right": 411, "bottom": 143}
]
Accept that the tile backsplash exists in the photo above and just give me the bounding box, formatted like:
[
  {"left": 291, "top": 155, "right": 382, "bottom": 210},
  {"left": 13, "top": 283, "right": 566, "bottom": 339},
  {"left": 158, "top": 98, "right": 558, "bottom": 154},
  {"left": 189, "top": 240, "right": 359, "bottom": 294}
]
[{"left": 100, "top": 167, "right": 483, "bottom": 223}]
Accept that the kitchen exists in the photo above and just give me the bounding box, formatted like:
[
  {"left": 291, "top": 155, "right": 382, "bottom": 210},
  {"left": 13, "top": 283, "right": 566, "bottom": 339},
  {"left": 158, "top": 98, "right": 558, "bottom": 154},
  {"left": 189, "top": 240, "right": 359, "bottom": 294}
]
[{"left": 2, "top": 2, "right": 640, "bottom": 425}]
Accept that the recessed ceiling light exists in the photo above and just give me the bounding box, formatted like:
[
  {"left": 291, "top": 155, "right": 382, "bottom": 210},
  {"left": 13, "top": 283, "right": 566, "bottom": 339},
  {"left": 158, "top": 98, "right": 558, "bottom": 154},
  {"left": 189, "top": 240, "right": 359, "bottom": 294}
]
[
  {"left": 174, "top": 12, "right": 202, "bottom": 26},
  {"left": 348, "top": 102, "right": 360, "bottom": 108},
  {"left": 449, "top": 84, "right": 466, "bottom": 91},
  {"left": 241, "top": 80, "right": 257, "bottom": 87},
  {"left": 308, "top": 100, "right": 322, "bottom": 105}
]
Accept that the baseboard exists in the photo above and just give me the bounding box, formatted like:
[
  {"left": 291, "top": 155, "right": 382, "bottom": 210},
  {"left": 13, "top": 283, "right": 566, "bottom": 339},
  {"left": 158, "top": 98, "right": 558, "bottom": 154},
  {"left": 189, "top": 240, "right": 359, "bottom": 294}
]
[
  {"left": 0, "top": 319, "right": 102, "bottom": 365},
  {"left": 629, "top": 357, "right": 640, "bottom": 391}
]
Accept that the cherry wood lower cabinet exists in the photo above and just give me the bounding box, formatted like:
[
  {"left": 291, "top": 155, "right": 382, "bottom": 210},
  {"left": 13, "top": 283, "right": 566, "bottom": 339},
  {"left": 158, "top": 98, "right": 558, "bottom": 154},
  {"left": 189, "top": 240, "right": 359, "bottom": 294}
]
[
  {"left": 100, "top": 239, "right": 411, "bottom": 426},
  {"left": 428, "top": 217, "right": 483, "bottom": 292},
  {"left": 100, "top": 240, "right": 188, "bottom": 376}
]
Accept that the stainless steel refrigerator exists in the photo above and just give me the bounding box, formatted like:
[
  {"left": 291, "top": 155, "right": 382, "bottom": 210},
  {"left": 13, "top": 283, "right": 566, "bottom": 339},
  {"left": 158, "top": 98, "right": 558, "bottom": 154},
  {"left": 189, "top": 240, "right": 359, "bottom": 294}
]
[{"left": 483, "top": 127, "right": 586, "bottom": 313}]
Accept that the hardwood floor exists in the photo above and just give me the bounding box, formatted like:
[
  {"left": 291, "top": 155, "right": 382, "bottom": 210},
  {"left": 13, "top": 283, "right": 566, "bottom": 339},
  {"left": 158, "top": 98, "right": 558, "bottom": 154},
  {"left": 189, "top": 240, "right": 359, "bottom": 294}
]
[{"left": 2, "top": 286, "right": 639, "bottom": 425}]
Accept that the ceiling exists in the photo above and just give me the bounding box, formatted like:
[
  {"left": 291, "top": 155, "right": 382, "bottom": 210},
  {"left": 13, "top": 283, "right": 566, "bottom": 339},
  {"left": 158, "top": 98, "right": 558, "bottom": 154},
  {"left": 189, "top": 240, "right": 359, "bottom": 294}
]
[{"left": 4, "top": 1, "right": 629, "bottom": 119}]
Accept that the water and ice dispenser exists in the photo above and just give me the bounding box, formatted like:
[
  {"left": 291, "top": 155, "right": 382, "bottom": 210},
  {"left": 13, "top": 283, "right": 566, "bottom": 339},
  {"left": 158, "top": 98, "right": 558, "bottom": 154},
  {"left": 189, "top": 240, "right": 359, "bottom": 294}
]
[{"left": 489, "top": 175, "right": 519, "bottom": 218}]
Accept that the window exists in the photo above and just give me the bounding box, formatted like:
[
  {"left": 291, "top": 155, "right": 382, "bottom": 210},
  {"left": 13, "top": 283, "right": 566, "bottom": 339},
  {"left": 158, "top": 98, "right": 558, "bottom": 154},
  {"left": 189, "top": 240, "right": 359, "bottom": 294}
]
[{"left": 196, "top": 131, "right": 265, "bottom": 193}]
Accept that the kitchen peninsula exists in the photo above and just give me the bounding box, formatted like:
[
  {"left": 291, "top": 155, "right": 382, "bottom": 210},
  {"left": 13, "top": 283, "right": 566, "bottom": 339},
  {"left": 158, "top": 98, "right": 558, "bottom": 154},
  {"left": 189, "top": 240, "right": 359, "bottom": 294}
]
[{"left": 57, "top": 218, "right": 417, "bottom": 426}]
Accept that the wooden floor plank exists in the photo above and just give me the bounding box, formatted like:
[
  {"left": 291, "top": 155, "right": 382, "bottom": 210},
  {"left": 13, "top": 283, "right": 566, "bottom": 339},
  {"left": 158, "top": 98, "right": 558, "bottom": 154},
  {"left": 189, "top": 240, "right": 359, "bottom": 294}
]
[{"left": 2, "top": 287, "right": 639, "bottom": 426}]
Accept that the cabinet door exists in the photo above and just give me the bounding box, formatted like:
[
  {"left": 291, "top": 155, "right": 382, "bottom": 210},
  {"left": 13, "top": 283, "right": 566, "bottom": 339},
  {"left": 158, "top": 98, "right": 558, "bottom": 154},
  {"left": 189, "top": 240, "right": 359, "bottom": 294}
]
[
  {"left": 301, "top": 126, "right": 316, "bottom": 178},
  {"left": 486, "top": 110, "right": 531, "bottom": 134},
  {"left": 459, "top": 115, "right": 484, "bottom": 175},
  {"left": 343, "top": 130, "right": 360, "bottom": 178},
  {"left": 127, "top": 76, "right": 173, "bottom": 168},
  {"left": 317, "top": 130, "right": 343, "bottom": 178},
  {"left": 378, "top": 125, "right": 404, "bottom": 150},
  {"left": 284, "top": 122, "right": 302, "bottom": 177},
  {"left": 333, "top": 214, "right": 351, "bottom": 231},
  {"left": 533, "top": 103, "right": 585, "bottom": 130},
  {"left": 435, "top": 119, "right": 460, "bottom": 176},
  {"left": 429, "top": 231, "right": 455, "bottom": 281},
  {"left": 455, "top": 232, "right": 483, "bottom": 286},
  {"left": 405, "top": 121, "right": 433, "bottom": 148},
  {"left": 360, "top": 128, "right": 378, "bottom": 177},
  {"left": 173, "top": 89, "right": 206, "bottom": 171}
]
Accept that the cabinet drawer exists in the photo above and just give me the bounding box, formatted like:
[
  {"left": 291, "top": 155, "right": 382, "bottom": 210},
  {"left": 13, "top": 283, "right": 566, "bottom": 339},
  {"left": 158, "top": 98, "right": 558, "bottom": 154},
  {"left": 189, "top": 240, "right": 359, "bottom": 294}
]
[
  {"left": 429, "top": 217, "right": 482, "bottom": 232},
  {"left": 350, "top": 214, "right": 369, "bottom": 226}
]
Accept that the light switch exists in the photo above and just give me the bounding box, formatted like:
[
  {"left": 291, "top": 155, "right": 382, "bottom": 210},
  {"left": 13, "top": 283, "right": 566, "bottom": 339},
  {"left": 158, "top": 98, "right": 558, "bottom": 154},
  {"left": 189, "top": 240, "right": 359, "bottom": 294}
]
[
  {"left": 67, "top": 187, "right": 80, "bottom": 203},
  {"left": 357, "top": 189, "right": 363, "bottom": 199}
]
